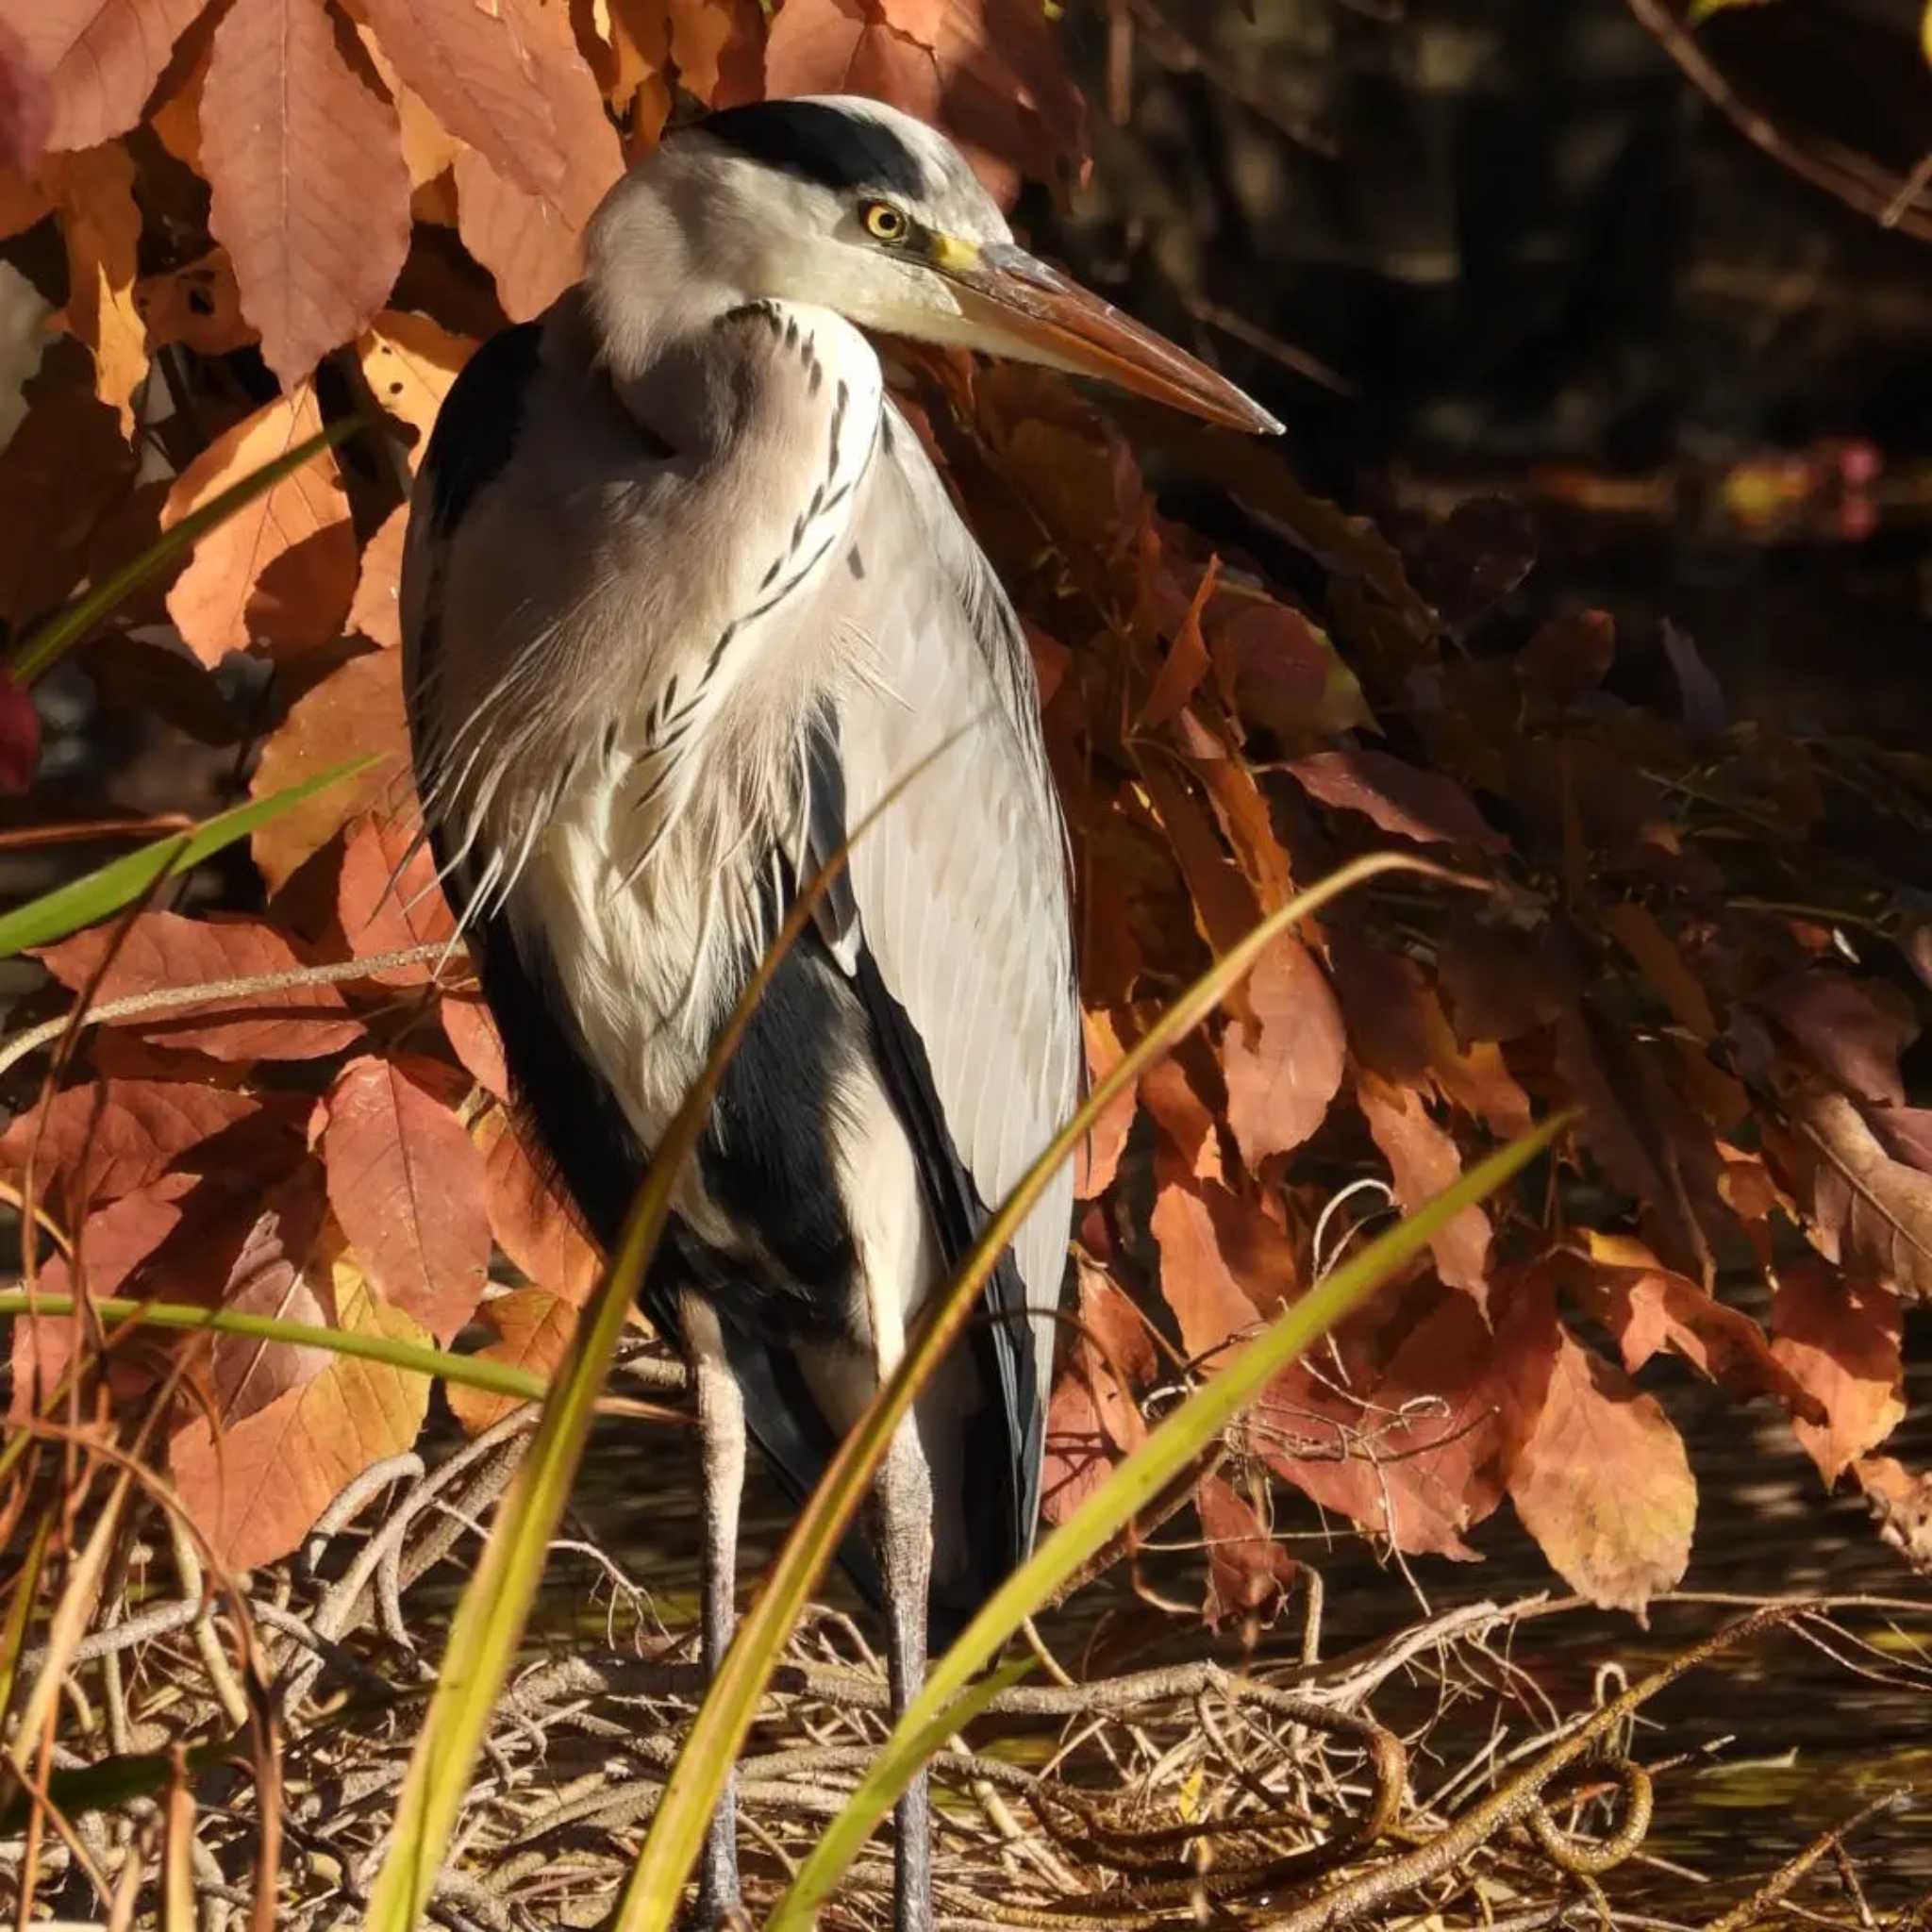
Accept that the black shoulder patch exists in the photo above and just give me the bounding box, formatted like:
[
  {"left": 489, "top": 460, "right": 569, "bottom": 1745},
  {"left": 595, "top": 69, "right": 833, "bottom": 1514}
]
[
  {"left": 421, "top": 321, "right": 544, "bottom": 538},
  {"left": 694, "top": 99, "right": 927, "bottom": 201}
]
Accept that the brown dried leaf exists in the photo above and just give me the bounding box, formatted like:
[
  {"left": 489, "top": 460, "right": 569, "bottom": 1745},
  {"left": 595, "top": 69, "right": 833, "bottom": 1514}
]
[
  {"left": 322, "top": 1053, "right": 491, "bottom": 1343},
  {"left": 19, "top": 0, "right": 207, "bottom": 152},
  {"left": 1075, "top": 1007, "right": 1135, "bottom": 1198},
  {"left": 1286, "top": 748, "right": 1507, "bottom": 854},
  {"left": 1150, "top": 1183, "right": 1261, "bottom": 1368},
  {"left": 479, "top": 1108, "right": 600, "bottom": 1307},
  {"left": 37, "top": 912, "right": 362, "bottom": 1060},
  {"left": 200, "top": 0, "right": 411, "bottom": 389},
  {"left": 169, "top": 1274, "right": 431, "bottom": 1571},
  {"left": 1195, "top": 1474, "right": 1298, "bottom": 1629},
  {"left": 249, "top": 648, "right": 409, "bottom": 890},
  {"left": 161, "top": 389, "right": 357, "bottom": 663},
  {"left": 1758, "top": 969, "right": 1913, "bottom": 1109},
  {"left": 1771, "top": 1264, "right": 1904, "bottom": 1486},
  {"left": 1356, "top": 1070, "right": 1491, "bottom": 1300},
  {"left": 337, "top": 811, "right": 456, "bottom": 983},
  {"left": 1041, "top": 1268, "right": 1151, "bottom": 1526},
  {"left": 1516, "top": 608, "right": 1614, "bottom": 708},
  {"left": 446, "top": 1286, "right": 575, "bottom": 1434},
  {"left": 668, "top": 0, "right": 762, "bottom": 107},
  {"left": 0, "top": 18, "right": 51, "bottom": 172},
  {"left": 441, "top": 993, "right": 509, "bottom": 1100},
  {"left": 0, "top": 163, "right": 51, "bottom": 239},
  {"left": 41, "top": 141, "right": 145, "bottom": 434},
  {"left": 1140, "top": 557, "right": 1216, "bottom": 728},
  {"left": 1221, "top": 931, "right": 1345, "bottom": 1169},
  {"left": 1781, "top": 1085, "right": 1932, "bottom": 1304},
  {"left": 1507, "top": 1324, "right": 1695, "bottom": 1614},
  {"left": 1210, "top": 600, "right": 1375, "bottom": 742}
]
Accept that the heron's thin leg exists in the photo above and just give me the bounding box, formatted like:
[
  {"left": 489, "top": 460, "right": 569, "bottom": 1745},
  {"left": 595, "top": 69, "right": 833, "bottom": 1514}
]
[
  {"left": 692, "top": 1334, "right": 746, "bottom": 1924},
  {"left": 872, "top": 1418, "right": 935, "bottom": 1932}
]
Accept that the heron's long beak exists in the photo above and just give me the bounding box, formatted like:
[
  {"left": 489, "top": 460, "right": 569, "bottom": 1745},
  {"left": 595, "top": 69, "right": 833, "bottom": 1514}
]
[{"left": 939, "top": 242, "right": 1283, "bottom": 436}]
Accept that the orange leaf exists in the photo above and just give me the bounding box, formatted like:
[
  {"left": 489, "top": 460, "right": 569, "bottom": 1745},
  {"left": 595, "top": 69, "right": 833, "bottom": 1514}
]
[
  {"left": 1074, "top": 1007, "right": 1135, "bottom": 1197},
  {"left": 160, "top": 389, "right": 357, "bottom": 663},
  {"left": 1195, "top": 1474, "right": 1297, "bottom": 1629},
  {"left": 446, "top": 1285, "right": 576, "bottom": 1435},
  {"left": 479, "top": 1108, "right": 600, "bottom": 1307},
  {"left": 337, "top": 811, "right": 457, "bottom": 981},
  {"left": 348, "top": 504, "right": 408, "bottom": 649},
  {"left": 1286, "top": 748, "right": 1507, "bottom": 854},
  {"left": 201, "top": 0, "right": 413, "bottom": 388},
  {"left": 169, "top": 1274, "right": 431, "bottom": 1571},
  {"left": 1220, "top": 931, "right": 1344, "bottom": 1169},
  {"left": 1139, "top": 557, "right": 1217, "bottom": 729},
  {"left": 41, "top": 141, "right": 146, "bottom": 435},
  {"left": 322, "top": 1053, "right": 491, "bottom": 1343},
  {"left": 134, "top": 249, "right": 257, "bottom": 358},
  {"left": 18, "top": 0, "right": 207, "bottom": 152},
  {"left": 249, "top": 648, "right": 409, "bottom": 891},
  {"left": 441, "top": 994, "right": 509, "bottom": 1101},
  {"left": 1150, "top": 1183, "right": 1262, "bottom": 1369},
  {"left": 356, "top": 309, "right": 477, "bottom": 468},
  {"left": 1771, "top": 1263, "right": 1905, "bottom": 1486},
  {"left": 668, "top": 0, "right": 763, "bottom": 108},
  {"left": 1356, "top": 1070, "right": 1491, "bottom": 1301},
  {"left": 1507, "top": 1324, "right": 1695, "bottom": 1614},
  {"left": 37, "top": 913, "right": 363, "bottom": 1060}
]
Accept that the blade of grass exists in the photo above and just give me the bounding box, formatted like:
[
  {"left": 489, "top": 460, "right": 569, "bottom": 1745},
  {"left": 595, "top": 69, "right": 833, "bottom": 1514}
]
[
  {"left": 0, "top": 1291, "right": 550, "bottom": 1403},
  {"left": 766, "top": 1108, "right": 1573, "bottom": 1931},
  {"left": 611, "top": 850, "right": 1481, "bottom": 1932},
  {"left": 6, "top": 418, "right": 367, "bottom": 688},
  {"left": 0, "top": 753, "right": 381, "bottom": 959},
  {"left": 0, "top": 1515, "right": 51, "bottom": 1737}
]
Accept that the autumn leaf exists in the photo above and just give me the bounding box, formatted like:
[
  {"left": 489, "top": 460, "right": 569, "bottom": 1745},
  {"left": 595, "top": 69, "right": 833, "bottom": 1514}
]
[
  {"left": 200, "top": 0, "right": 412, "bottom": 388},
  {"left": 1757, "top": 969, "right": 1914, "bottom": 1109},
  {"left": 160, "top": 388, "right": 357, "bottom": 663},
  {"left": 0, "top": 673, "right": 38, "bottom": 791},
  {"left": 337, "top": 811, "right": 456, "bottom": 983},
  {"left": 1771, "top": 1263, "right": 1905, "bottom": 1486},
  {"left": 1778, "top": 1084, "right": 1932, "bottom": 1303},
  {"left": 1285, "top": 748, "right": 1507, "bottom": 854},
  {"left": 41, "top": 141, "right": 146, "bottom": 434},
  {"left": 37, "top": 911, "right": 362, "bottom": 1059},
  {"left": 322, "top": 1053, "right": 491, "bottom": 1343},
  {"left": 348, "top": 506, "right": 408, "bottom": 650},
  {"left": 1856, "top": 1455, "right": 1932, "bottom": 1576},
  {"left": 1506, "top": 1324, "right": 1695, "bottom": 1614},
  {"left": 1150, "top": 1183, "right": 1265, "bottom": 1367},
  {"left": 249, "top": 648, "right": 409, "bottom": 890},
  {"left": 169, "top": 1274, "right": 432, "bottom": 1571},
  {"left": 669, "top": 0, "right": 763, "bottom": 108},
  {"left": 0, "top": 1081, "right": 291, "bottom": 1221},
  {"left": 479, "top": 1108, "right": 600, "bottom": 1307},
  {"left": 356, "top": 309, "right": 476, "bottom": 467},
  {"left": 1220, "top": 931, "right": 1345, "bottom": 1169},
  {"left": 1074, "top": 1008, "right": 1136, "bottom": 1197},
  {"left": 1041, "top": 1272, "right": 1153, "bottom": 1525},
  {"left": 1139, "top": 557, "right": 1217, "bottom": 728},
  {"left": 441, "top": 993, "right": 509, "bottom": 1100},
  {"left": 1356, "top": 1071, "right": 1491, "bottom": 1300},
  {"left": 0, "top": 16, "right": 51, "bottom": 172},
  {"left": 134, "top": 248, "right": 256, "bottom": 358},
  {"left": 446, "top": 1286, "right": 575, "bottom": 1435},
  {"left": 1516, "top": 608, "right": 1614, "bottom": 708},
  {"left": 450, "top": 0, "right": 623, "bottom": 321},
  {"left": 17, "top": 0, "right": 207, "bottom": 153},
  {"left": 1195, "top": 1474, "right": 1298, "bottom": 1629}
]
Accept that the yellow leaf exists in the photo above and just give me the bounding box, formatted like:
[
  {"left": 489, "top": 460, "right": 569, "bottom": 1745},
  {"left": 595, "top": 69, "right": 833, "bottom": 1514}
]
[
  {"left": 40, "top": 142, "right": 147, "bottom": 438},
  {"left": 358, "top": 309, "right": 478, "bottom": 465}
]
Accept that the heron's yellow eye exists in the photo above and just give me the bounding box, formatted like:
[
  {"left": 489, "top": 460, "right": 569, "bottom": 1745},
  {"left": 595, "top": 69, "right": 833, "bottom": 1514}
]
[{"left": 862, "top": 202, "right": 909, "bottom": 243}]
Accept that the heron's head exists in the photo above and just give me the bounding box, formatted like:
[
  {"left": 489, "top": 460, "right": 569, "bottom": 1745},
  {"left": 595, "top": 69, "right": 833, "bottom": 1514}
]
[{"left": 584, "top": 94, "right": 1280, "bottom": 436}]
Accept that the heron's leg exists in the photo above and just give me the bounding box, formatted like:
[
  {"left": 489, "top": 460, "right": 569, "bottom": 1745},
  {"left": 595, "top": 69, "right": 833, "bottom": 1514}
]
[
  {"left": 872, "top": 1417, "right": 935, "bottom": 1932},
  {"left": 691, "top": 1327, "right": 746, "bottom": 1924}
]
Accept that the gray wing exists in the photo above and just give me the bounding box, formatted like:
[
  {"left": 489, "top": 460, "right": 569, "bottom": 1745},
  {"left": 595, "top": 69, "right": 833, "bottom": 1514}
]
[{"left": 807, "top": 409, "right": 1080, "bottom": 1540}]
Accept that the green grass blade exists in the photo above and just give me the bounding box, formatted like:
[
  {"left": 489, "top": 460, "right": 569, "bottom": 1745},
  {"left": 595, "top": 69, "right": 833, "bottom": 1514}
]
[
  {"left": 0, "top": 1291, "right": 548, "bottom": 1402},
  {"left": 765, "top": 1108, "right": 1573, "bottom": 1931},
  {"left": 612, "top": 850, "right": 1479, "bottom": 1932},
  {"left": 0, "top": 754, "right": 382, "bottom": 959},
  {"left": 6, "top": 419, "right": 367, "bottom": 688}
]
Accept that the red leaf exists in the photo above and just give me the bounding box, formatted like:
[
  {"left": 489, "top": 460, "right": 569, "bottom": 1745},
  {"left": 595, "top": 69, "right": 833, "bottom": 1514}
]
[
  {"left": 1195, "top": 1474, "right": 1298, "bottom": 1629},
  {"left": 441, "top": 994, "right": 508, "bottom": 1100},
  {"left": 200, "top": 0, "right": 412, "bottom": 389},
  {"left": 1285, "top": 748, "right": 1507, "bottom": 854},
  {"left": 1356, "top": 1071, "right": 1491, "bottom": 1300},
  {"left": 0, "top": 16, "right": 51, "bottom": 171},
  {"left": 16, "top": 0, "right": 206, "bottom": 152},
  {"left": 1506, "top": 1324, "right": 1695, "bottom": 1614},
  {"left": 480, "top": 1108, "right": 599, "bottom": 1307},
  {"left": 0, "top": 674, "right": 39, "bottom": 791},
  {"left": 337, "top": 812, "right": 456, "bottom": 983},
  {"left": 1771, "top": 1263, "right": 1904, "bottom": 1486},
  {"left": 322, "top": 1054, "right": 490, "bottom": 1342},
  {"left": 446, "top": 1286, "right": 575, "bottom": 1435},
  {"left": 1221, "top": 932, "right": 1345, "bottom": 1169},
  {"left": 37, "top": 912, "right": 361, "bottom": 1060},
  {"left": 0, "top": 1081, "right": 287, "bottom": 1219}
]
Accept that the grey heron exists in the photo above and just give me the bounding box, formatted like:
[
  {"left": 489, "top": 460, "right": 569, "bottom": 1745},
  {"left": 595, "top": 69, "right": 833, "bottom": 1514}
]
[{"left": 400, "top": 94, "right": 1278, "bottom": 1931}]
